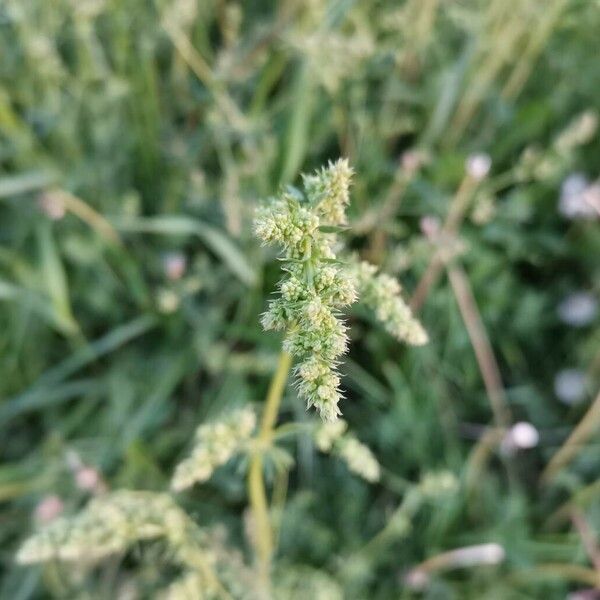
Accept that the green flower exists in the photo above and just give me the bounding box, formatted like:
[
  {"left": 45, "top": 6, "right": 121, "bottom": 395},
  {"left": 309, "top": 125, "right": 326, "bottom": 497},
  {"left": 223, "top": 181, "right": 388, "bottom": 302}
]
[
  {"left": 255, "top": 160, "right": 427, "bottom": 421},
  {"left": 254, "top": 160, "right": 356, "bottom": 421}
]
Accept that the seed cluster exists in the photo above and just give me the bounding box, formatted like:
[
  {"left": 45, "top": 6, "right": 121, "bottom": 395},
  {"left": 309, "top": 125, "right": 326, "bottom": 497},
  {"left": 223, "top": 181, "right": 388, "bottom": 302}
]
[
  {"left": 255, "top": 160, "right": 357, "bottom": 421},
  {"left": 353, "top": 260, "right": 428, "bottom": 346},
  {"left": 314, "top": 419, "right": 381, "bottom": 483},
  {"left": 17, "top": 491, "right": 187, "bottom": 564},
  {"left": 171, "top": 407, "right": 257, "bottom": 491}
]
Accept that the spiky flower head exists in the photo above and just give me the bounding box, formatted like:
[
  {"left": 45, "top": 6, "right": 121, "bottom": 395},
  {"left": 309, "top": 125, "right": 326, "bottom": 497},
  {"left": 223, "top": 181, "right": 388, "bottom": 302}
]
[
  {"left": 255, "top": 161, "right": 428, "bottom": 420},
  {"left": 171, "top": 407, "right": 256, "bottom": 491},
  {"left": 302, "top": 158, "right": 354, "bottom": 225},
  {"left": 352, "top": 260, "right": 428, "bottom": 346},
  {"left": 314, "top": 418, "right": 381, "bottom": 483},
  {"left": 17, "top": 491, "right": 187, "bottom": 565},
  {"left": 337, "top": 437, "right": 381, "bottom": 483},
  {"left": 254, "top": 159, "right": 357, "bottom": 421},
  {"left": 314, "top": 418, "right": 348, "bottom": 452}
]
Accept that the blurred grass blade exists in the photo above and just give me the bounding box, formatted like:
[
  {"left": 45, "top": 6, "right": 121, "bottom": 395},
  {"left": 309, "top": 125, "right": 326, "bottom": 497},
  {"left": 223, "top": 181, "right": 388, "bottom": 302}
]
[
  {"left": 22, "top": 315, "right": 157, "bottom": 391},
  {"left": 122, "top": 354, "right": 191, "bottom": 446},
  {"left": 0, "top": 379, "right": 102, "bottom": 422},
  {"left": 0, "top": 279, "right": 75, "bottom": 335},
  {"left": 0, "top": 171, "right": 55, "bottom": 199},
  {"left": 36, "top": 222, "right": 78, "bottom": 335},
  {"left": 279, "top": 63, "right": 313, "bottom": 185},
  {"left": 112, "top": 215, "right": 257, "bottom": 286}
]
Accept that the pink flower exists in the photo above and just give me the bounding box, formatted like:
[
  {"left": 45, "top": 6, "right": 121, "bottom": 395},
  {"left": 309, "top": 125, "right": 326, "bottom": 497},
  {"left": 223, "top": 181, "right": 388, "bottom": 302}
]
[
  {"left": 401, "top": 150, "right": 427, "bottom": 175},
  {"left": 38, "top": 192, "right": 65, "bottom": 220},
  {"left": 75, "top": 466, "right": 106, "bottom": 494},
  {"left": 419, "top": 215, "right": 441, "bottom": 239},
  {"left": 34, "top": 495, "right": 64, "bottom": 524},
  {"left": 163, "top": 252, "right": 187, "bottom": 281}
]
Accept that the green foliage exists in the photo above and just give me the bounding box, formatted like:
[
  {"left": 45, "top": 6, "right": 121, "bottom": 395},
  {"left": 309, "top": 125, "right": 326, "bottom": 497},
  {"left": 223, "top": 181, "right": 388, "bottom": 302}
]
[{"left": 1, "top": 0, "right": 599, "bottom": 598}]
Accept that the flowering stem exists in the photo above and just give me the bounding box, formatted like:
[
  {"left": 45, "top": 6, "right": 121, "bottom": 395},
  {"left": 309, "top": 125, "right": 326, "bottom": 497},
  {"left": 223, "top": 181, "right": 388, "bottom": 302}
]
[{"left": 248, "top": 350, "right": 292, "bottom": 590}]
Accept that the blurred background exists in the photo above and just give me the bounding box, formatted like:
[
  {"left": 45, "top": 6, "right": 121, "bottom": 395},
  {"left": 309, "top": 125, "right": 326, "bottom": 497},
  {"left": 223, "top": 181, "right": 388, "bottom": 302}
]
[{"left": 1, "top": 0, "right": 599, "bottom": 598}]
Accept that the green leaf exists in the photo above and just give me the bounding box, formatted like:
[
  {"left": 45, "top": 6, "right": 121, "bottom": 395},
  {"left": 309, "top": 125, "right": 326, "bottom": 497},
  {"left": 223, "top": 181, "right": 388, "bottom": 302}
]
[
  {"left": 318, "top": 225, "right": 349, "bottom": 234},
  {"left": 36, "top": 222, "right": 78, "bottom": 335}
]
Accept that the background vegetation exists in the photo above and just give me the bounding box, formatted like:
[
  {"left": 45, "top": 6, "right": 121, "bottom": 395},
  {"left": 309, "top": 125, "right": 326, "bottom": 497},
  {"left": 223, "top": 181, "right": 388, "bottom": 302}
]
[{"left": 1, "top": 0, "right": 599, "bottom": 598}]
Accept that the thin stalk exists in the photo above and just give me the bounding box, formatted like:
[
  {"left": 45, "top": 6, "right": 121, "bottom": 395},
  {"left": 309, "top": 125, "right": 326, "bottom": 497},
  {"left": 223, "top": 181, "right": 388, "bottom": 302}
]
[
  {"left": 447, "top": 0, "right": 528, "bottom": 145},
  {"left": 162, "top": 18, "right": 245, "bottom": 130},
  {"left": 465, "top": 427, "right": 505, "bottom": 501},
  {"left": 360, "top": 489, "right": 422, "bottom": 557},
  {"left": 410, "top": 174, "right": 477, "bottom": 313},
  {"left": 547, "top": 479, "right": 600, "bottom": 528},
  {"left": 571, "top": 509, "right": 600, "bottom": 575},
  {"left": 509, "top": 563, "right": 600, "bottom": 587},
  {"left": 53, "top": 189, "right": 122, "bottom": 247},
  {"left": 447, "top": 264, "right": 511, "bottom": 429},
  {"left": 248, "top": 350, "right": 293, "bottom": 591},
  {"left": 541, "top": 388, "right": 600, "bottom": 484},
  {"left": 501, "top": 0, "right": 567, "bottom": 100}
]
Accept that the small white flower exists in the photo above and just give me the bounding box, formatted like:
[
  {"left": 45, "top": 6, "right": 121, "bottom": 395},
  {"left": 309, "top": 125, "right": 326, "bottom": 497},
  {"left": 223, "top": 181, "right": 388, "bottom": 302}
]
[
  {"left": 405, "top": 543, "right": 505, "bottom": 590},
  {"left": 449, "top": 543, "right": 505, "bottom": 567},
  {"left": 558, "top": 292, "right": 598, "bottom": 327},
  {"left": 507, "top": 422, "right": 539, "bottom": 449},
  {"left": 554, "top": 369, "right": 587, "bottom": 405},
  {"left": 559, "top": 174, "right": 598, "bottom": 219},
  {"left": 466, "top": 153, "right": 491, "bottom": 181}
]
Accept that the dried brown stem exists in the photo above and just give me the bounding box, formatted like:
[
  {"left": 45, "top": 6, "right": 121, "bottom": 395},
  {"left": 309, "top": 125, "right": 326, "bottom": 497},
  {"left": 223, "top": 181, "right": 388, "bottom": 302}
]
[
  {"left": 447, "top": 264, "right": 511, "bottom": 429},
  {"left": 410, "top": 175, "right": 477, "bottom": 313},
  {"left": 541, "top": 388, "right": 600, "bottom": 484},
  {"left": 571, "top": 508, "right": 600, "bottom": 576}
]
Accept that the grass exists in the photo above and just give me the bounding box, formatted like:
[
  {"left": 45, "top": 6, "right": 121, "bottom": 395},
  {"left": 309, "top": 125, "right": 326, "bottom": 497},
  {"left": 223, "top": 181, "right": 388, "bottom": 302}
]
[{"left": 0, "top": 0, "right": 599, "bottom": 598}]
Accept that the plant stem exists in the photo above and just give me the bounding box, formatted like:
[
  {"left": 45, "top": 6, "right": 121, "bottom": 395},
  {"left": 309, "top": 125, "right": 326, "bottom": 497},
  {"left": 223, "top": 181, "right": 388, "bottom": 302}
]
[
  {"left": 541, "top": 387, "right": 600, "bottom": 484},
  {"left": 447, "top": 264, "right": 511, "bottom": 430},
  {"left": 410, "top": 174, "right": 477, "bottom": 313},
  {"left": 248, "top": 350, "right": 293, "bottom": 592}
]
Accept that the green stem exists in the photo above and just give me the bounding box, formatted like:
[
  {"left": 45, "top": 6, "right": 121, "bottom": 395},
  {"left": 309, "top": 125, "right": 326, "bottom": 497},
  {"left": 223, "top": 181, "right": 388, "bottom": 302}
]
[{"left": 248, "top": 350, "right": 293, "bottom": 592}]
